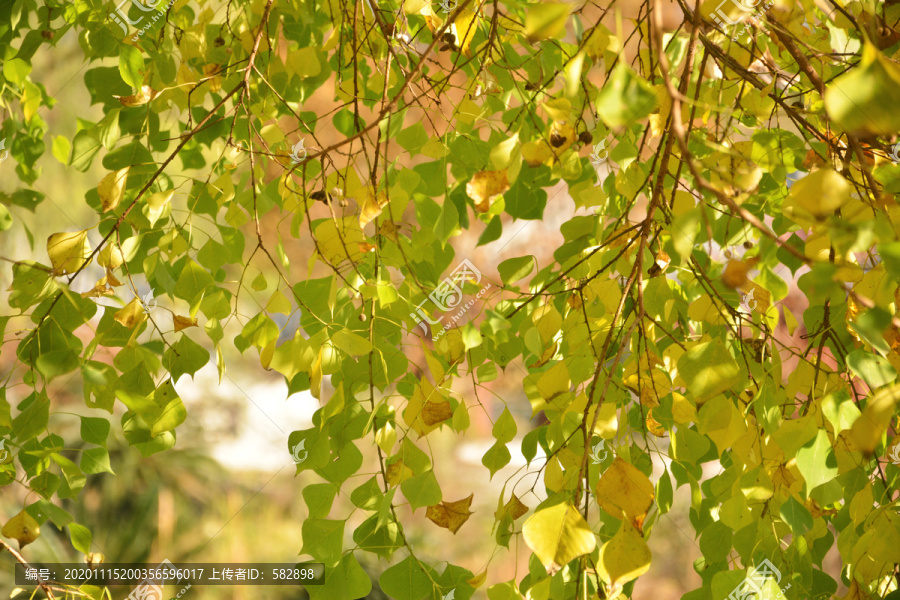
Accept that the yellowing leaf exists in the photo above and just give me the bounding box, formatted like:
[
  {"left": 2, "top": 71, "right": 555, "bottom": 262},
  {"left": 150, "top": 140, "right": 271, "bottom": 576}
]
[
  {"left": 784, "top": 169, "right": 851, "bottom": 221},
  {"left": 113, "top": 85, "right": 158, "bottom": 107},
  {"left": 359, "top": 189, "right": 389, "bottom": 228},
  {"left": 386, "top": 459, "right": 414, "bottom": 486},
  {"left": 596, "top": 457, "right": 654, "bottom": 530},
  {"left": 522, "top": 502, "right": 596, "bottom": 572},
  {"left": 173, "top": 315, "right": 198, "bottom": 332},
  {"left": 850, "top": 382, "right": 900, "bottom": 453},
  {"left": 97, "top": 244, "right": 124, "bottom": 269},
  {"left": 525, "top": 2, "right": 571, "bottom": 42},
  {"left": 421, "top": 399, "right": 453, "bottom": 426},
  {"left": 425, "top": 494, "right": 474, "bottom": 533},
  {"left": 47, "top": 230, "right": 92, "bottom": 276},
  {"left": 597, "top": 522, "right": 652, "bottom": 586},
  {"left": 315, "top": 217, "right": 366, "bottom": 264},
  {"left": 115, "top": 298, "right": 147, "bottom": 329},
  {"left": 521, "top": 140, "right": 554, "bottom": 167},
  {"left": 2, "top": 510, "right": 40, "bottom": 549},
  {"left": 454, "top": 6, "right": 480, "bottom": 56},
  {"left": 466, "top": 170, "right": 509, "bottom": 213},
  {"left": 146, "top": 189, "right": 174, "bottom": 227},
  {"left": 825, "top": 42, "right": 900, "bottom": 136},
  {"left": 97, "top": 168, "right": 129, "bottom": 213}
]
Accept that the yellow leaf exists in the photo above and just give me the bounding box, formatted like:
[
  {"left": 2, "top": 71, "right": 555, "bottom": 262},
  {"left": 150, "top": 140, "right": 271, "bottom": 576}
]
[
  {"left": 97, "top": 168, "right": 129, "bottom": 213},
  {"left": 113, "top": 85, "right": 158, "bottom": 107},
  {"left": 173, "top": 315, "right": 198, "bottom": 332},
  {"left": 850, "top": 382, "right": 900, "bottom": 453},
  {"left": 426, "top": 494, "right": 474, "bottom": 533},
  {"left": 115, "top": 298, "right": 147, "bottom": 329},
  {"left": 548, "top": 121, "right": 576, "bottom": 156},
  {"left": 597, "top": 521, "right": 652, "bottom": 586},
  {"left": 784, "top": 169, "right": 851, "bottom": 222},
  {"left": 467, "top": 571, "right": 487, "bottom": 588},
  {"left": 47, "top": 230, "right": 92, "bottom": 276},
  {"left": 596, "top": 458, "right": 654, "bottom": 530},
  {"left": 522, "top": 502, "right": 596, "bottom": 572},
  {"left": 454, "top": 6, "right": 480, "bottom": 56},
  {"left": 521, "top": 140, "right": 554, "bottom": 167},
  {"left": 359, "top": 189, "right": 389, "bottom": 228},
  {"left": 315, "top": 216, "right": 366, "bottom": 264},
  {"left": 97, "top": 244, "right": 124, "bottom": 269},
  {"left": 525, "top": 2, "right": 571, "bottom": 42},
  {"left": 403, "top": 380, "right": 449, "bottom": 436},
  {"left": 466, "top": 170, "right": 509, "bottom": 213},
  {"left": 2, "top": 510, "right": 40, "bottom": 549}
]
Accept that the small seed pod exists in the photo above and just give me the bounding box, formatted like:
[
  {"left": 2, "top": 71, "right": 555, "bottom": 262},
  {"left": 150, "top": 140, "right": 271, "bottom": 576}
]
[
  {"left": 359, "top": 313, "right": 367, "bottom": 322},
  {"left": 743, "top": 241, "right": 753, "bottom": 249},
  {"left": 310, "top": 190, "right": 328, "bottom": 202},
  {"left": 550, "top": 132, "right": 566, "bottom": 148},
  {"left": 579, "top": 132, "right": 593, "bottom": 145}
]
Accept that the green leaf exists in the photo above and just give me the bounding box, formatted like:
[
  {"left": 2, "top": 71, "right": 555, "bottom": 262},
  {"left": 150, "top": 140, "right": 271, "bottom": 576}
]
[
  {"left": 13, "top": 393, "right": 50, "bottom": 442},
  {"left": 824, "top": 43, "right": 900, "bottom": 135},
  {"left": 379, "top": 555, "right": 433, "bottom": 600},
  {"left": 330, "top": 328, "right": 373, "bottom": 357},
  {"left": 80, "top": 447, "right": 114, "bottom": 475},
  {"left": 3, "top": 58, "right": 32, "bottom": 86},
  {"left": 174, "top": 260, "right": 214, "bottom": 303},
  {"left": 492, "top": 408, "right": 517, "bottom": 444},
  {"left": 118, "top": 44, "right": 144, "bottom": 88},
  {"left": 595, "top": 65, "right": 658, "bottom": 128},
  {"left": 68, "top": 522, "right": 93, "bottom": 554},
  {"left": 401, "top": 470, "right": 442, "bottom": 510},
  {"left": 522, "top": 502, "right": 597, "bottom": 570},
  {"left": 779, "top": 494, "right": 813, "bottom": 536},
  {"left": 677, "top": 340, "right": 743, "bottom": 405},
  {"left": 482, "top": 441, "right": 511, "bottom": 478},
  {"left": 308, "top": 553, "right": 373, "bottom": 600},
  {"left": 498, "top": 256, "right": 535, "bottom": 285},
  {"left": 164, "top": 334, "right": 210, "bottom": 383},
  {"left": 524, "top": 2, "right": 571, "bottom": 42},
  {"left": 301, "top": 518, "right": 344, "bottom": 567},
  {"left": 79, "top": 417, "right": 110, "bottom": 446},
  {"left": 795, "top": 429, "right": 838, "bottom": 494},
  {"left": 847, "top": 349, "right": 897, "bottom": 389}
]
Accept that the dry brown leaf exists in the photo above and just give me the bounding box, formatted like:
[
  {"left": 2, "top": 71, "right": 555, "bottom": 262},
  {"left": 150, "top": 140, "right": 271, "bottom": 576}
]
[
  {"left": 425, "top": 494, "right": 474, "bottom": 533},
  {"left": 495, "top": 493, "right": 529, "bottom": 521},
  {"left": 466, "top": 170, "right": 509, "bottom": 213},
  {"left": 421, "top": 399, "right": 453, "bottom": 426},
  {"left": 113, "top": 86, "right": 158, "bottom": 107},
  {"left": 358, "top": 242, "right": 376, "bottom": 253},
  {"left": 173, "top": 315, "right": 198, "bottom": 332}
]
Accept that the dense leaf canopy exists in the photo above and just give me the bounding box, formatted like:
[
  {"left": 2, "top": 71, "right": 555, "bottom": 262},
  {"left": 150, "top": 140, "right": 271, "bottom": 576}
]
[{"left": 2, "top": 0, "right": 900, "bottom": 598}]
